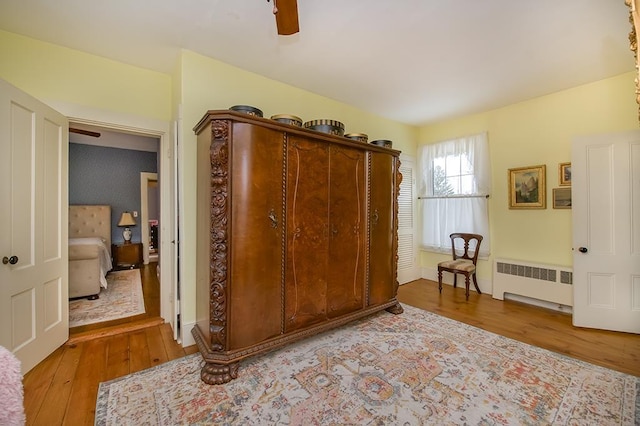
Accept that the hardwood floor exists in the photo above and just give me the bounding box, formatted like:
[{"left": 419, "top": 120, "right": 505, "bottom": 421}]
[
  {"left": 397, "top": 279, "right": 640, "bottom": 377},
  {"left": 23, "top": 277, "right": 639, "bottom": 425},
  {"left": 24, "top": 263, "right": 198, "bottom": 426}
]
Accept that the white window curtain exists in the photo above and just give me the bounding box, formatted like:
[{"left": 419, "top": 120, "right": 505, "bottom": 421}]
[{"left": 418, "top": 132, "right": 491, "bottom": 257}]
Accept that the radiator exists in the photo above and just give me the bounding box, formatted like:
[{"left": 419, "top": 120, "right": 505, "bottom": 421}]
[{"left": 492, "top": 258, "right": 573, "bottom": 307}]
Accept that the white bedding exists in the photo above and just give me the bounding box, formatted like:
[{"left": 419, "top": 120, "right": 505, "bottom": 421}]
[{"left": 69, "top": 237, "right": 113, "bottom": 289}]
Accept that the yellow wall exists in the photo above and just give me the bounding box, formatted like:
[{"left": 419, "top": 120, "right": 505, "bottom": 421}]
[
  {"left": 4, "top": 27, "right": 637, "bottom": 329},
  {"left": 418, "top": 71, "right": 638, "bottom": 287},
  {"left": 0, "top": 30, "right": 418, "bottom": 341},
  {"left": 0, "top": 30, "right": 172, "bottom": 121},
  {"left": 176, "top": 50, "right": 418, "bottom": 330}
]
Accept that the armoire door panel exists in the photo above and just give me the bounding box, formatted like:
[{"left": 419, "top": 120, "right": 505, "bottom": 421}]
[
  {"left": 369, "top": 152, "right": 395, "bottom": 306},
  {"left": 285, "top": 137, "right": 330, "bottom": 332},
  {"left": 229, "top": 123, "right": 284, "bottom": 349},
  {"left": 327, "top": 146, "right": 366, "bottom": 317}
]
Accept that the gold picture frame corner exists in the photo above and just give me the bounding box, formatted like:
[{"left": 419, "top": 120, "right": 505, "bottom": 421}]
[
  {"left": 559, "top": 162, "right": 571, "bottom": 186},
  {"left": 552, "top": 187, "right": 572, "bottom": 209},
  {"left": 508, "top": 164, "right": 546, "bottom": 210}
]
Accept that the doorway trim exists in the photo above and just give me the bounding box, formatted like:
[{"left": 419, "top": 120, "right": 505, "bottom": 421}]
[
  {"left": 140, "top": 172, "right": 158, "bottom": 265},
  {"left": 52, "top": 100, "right": 176, "bottom": 331}
]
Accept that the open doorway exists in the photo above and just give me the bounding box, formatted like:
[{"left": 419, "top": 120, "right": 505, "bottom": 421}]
[
  {"left": 67, "top": 119, "right": 176, "bottom": 335},
  {"left": 68, "top": 125, "right": 159, "bottom": 331},
  {"left": 141, "top": 172, "right": 159, "bottom": 265}
]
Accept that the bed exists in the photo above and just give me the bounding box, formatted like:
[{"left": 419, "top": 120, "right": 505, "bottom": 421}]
[{"left": 68, "top": 205, "right": 113, "bottom": 299}]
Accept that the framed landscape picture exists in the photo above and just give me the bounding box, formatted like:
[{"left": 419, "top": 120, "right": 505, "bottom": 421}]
[
  {"left": 559, "top": 162, "right": 571, "bottom": 186},
  {"left": 553, "top": 187, "right": 572, "bottom": 209},
  {"left": 508, "top": 165, "right": 546, "bottom": 209}
]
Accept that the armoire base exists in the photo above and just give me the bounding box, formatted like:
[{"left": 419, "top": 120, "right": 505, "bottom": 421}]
[{"left": 192, "top": 301, "right": 404, "bottom": 385}]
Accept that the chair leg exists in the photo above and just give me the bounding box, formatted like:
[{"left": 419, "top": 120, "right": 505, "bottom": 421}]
[
  {"left": 438, "top": 269, "right": 443, "bottom": 293},
  {"left": 453, "top": 273, "right": 458, "bottom": 288},
  {"left": 473, "top": 273, "right": 482, "bottom": 295},
  {"left": 465, "top": 275, "right": 471, "bottom": 300}
]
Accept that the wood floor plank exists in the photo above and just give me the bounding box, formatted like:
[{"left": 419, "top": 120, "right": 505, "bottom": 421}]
[
  {"left": 184, "top": 345, "right": 200, "bottom": 356},
  {"left": 104, "top": 333, "right": 131, "bottom": 380},
  {"left": 30, "top": 343, "right": 83, "bottom": 426},
  {"left": 23, "top": 345, "right": 64, "bottom": 425},
  {"left": 145, "top": 324, "right": 169, "bottom": 367},
  {"left": 160, "top": 322, "right": 187, "bottom": 361},
  {"left": 67, "top": 317, "right": 164, "bottom": 345},
  {"left": 62, "top": 338, "right": 108, "bottom": 426},
  {"left": 140, "top": 264, "right": 161, "bottom": 317},
  {"left": 129, "top": 330, "right": 152, "bottom": 373}
]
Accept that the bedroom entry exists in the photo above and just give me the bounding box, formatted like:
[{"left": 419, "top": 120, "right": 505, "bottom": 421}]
[
  {"left": 65, "top": 117, "right": 176, "bottom": 342},
  {"left": 140, "top": 172, "right": 159, "bottom": 265},
  {"left": 0, "top": 78, "right": 177, "bottom": 373}
]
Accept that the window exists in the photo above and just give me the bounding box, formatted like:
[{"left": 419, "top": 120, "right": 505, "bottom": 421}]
[{"left": 418, "top": 132, "right": 491, "bottom": 256}]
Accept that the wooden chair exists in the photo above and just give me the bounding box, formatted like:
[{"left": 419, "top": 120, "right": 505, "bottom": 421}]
[{"left": 437, "top": 233, "right": 483, "bottom": 300}]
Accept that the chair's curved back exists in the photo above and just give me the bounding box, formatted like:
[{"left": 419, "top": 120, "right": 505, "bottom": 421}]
[{"left": 450, "top": 233, "right": 483, "bottom": 265}]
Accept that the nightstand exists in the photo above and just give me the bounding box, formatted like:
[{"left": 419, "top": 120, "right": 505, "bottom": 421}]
[{"left": 112, "top": 242, "right": 143, "bottom": 269}]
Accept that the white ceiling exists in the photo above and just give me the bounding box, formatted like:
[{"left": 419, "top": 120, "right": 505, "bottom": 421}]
[{"left": 0, "top": 0, "right": 634, "bottom": 125}]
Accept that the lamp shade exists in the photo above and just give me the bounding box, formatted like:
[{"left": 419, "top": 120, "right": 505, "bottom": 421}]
[{"left": 117, "top": 211, "right": 136, "bottom": 227}]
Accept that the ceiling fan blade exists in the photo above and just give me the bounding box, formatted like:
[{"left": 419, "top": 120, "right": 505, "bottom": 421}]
[
  {"left": 274, "top": 0, "right": 299, "bottom": 35},
  {"left": 69, "top": 128, "right": 101, "bottom": 138}
]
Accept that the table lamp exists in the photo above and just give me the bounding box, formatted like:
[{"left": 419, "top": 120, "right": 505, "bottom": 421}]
[{"left": 117, "top": 211, "right": 136, "bottom": 243}]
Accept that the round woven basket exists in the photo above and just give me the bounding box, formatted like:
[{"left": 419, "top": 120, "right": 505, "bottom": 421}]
[
  {"left": 229, "top": 105, "right": 263, "bottom": 117},
  {"left": 271, "top": 114, "right": 303, "bottom": 127},
  {"left": 303, "top": 119, "right": 345, "bottom": 136}
]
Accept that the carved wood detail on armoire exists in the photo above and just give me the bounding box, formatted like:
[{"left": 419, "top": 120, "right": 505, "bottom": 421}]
[{"left": 192, "top": 110, "right": 403, "bottom": 385}]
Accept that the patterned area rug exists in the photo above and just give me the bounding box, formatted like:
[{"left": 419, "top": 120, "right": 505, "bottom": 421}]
[
  {"left": 95, "top": 305, "right": 639, "bottom": 425},
  {"left": 69, "top": 269, "right": 145, "bottom": 327}
]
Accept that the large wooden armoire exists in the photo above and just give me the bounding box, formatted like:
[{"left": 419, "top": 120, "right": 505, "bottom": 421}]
[{"left": 192, "top": 110, "right": 403, "bottom": 385}]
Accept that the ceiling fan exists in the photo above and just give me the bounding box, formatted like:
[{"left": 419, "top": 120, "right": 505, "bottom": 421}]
[
  {"left": 268, "top": 0, "right": 299, "bottom": 35},
  {"left": 69, "top": 127, "right": 101, "bottom": 138}
]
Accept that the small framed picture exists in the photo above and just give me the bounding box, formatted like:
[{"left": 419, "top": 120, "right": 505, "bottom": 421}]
[
  {"left": 553, "top": 187, "right": 572, "bottom": 209},
  {"left": 559, "top": 162, "right": 571, "bottom": 186},
  {"left": 508, "top": 165, "right": 546, "bottom": 209}
]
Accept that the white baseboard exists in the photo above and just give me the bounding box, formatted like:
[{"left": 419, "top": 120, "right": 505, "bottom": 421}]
[
  {"left": 503, "top": 293, "right": 573, "bottom": 314},
  {"left": 181, "top": 320, "right": 196, "bottom": 347}
]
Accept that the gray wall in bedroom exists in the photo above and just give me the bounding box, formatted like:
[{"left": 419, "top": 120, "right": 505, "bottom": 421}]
[{"left": 69, "top": 143, "right": 158, "bottom": 245}]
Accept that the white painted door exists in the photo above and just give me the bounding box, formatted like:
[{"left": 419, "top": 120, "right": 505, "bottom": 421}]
[
  {"left": 172, "top": 119, "right": 181, "bottom": 341},
  {"left": 0, "top": 79, "right": 69, "bottom": 373},
  {"left": 140, "top": 171, "right": 158, "bottom": 265},
  {"left": 572, "top": 130, "right": 640, "bottom": 334},
  {"left": 397, "top": 155, "right": 420, "bottom": 284}
]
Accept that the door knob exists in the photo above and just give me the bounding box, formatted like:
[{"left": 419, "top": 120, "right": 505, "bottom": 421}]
[
  {"left": 578, "top": 247, "right": 588, "bottom": 253},
  {"left": 2, "top": 255, "right": 18, "bottom": 265}
]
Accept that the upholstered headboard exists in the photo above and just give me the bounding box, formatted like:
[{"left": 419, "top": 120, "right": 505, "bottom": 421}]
[{"left": 69, "top": 205, "right": 112, "bottom": 253}]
